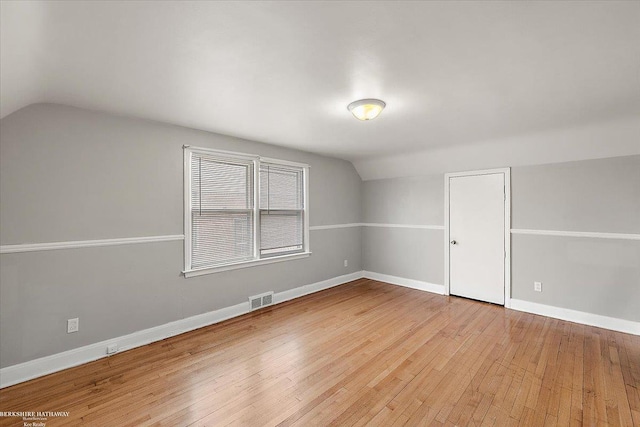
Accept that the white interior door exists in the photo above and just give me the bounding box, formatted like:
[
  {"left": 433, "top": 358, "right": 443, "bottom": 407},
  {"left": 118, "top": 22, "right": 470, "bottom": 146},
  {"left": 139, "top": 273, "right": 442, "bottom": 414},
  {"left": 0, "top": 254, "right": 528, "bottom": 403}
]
[{"left": 449, "top": 173, "right": 505, "bottom": 305}]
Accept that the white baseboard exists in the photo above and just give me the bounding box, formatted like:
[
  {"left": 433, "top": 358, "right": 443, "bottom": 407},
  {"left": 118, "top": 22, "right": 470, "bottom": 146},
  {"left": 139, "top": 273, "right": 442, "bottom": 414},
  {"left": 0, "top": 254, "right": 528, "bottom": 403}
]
[
  {"left": 0, "top": 271, "right": 365, "bottom": 389},
  {"left": 5, "top": 272, "right": 635, "bottom": 389},
  {"left": 361, "top": 273, "right": 638, "bottom": 335},
  {"left": 509, "top": 299, "right": 640, "bottom": 336},
  {"left": 273, "top": 271, "right": 364, "bottom": 304},
  {"left": 363, "top": 271, "right": 445, "bottom": 295}
]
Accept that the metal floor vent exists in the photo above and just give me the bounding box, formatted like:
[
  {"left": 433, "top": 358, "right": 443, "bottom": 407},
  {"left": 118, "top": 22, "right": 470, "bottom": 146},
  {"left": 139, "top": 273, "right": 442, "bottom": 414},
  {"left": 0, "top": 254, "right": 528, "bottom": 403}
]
[{"left": 249, "top": 292, "right": 274, "bottom": 311}]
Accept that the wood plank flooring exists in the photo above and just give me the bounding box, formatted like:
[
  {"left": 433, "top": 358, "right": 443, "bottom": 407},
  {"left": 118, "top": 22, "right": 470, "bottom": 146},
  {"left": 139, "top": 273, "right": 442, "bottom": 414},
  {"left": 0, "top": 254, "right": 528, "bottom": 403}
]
[{"left": 1, "top": 278, "right": 639, "bottom": 426}]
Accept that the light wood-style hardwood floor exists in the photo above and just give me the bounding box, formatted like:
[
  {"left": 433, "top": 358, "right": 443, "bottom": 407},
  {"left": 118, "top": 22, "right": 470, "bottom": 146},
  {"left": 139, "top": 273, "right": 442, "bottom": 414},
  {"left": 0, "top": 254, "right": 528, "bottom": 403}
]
[{"left": 1, "top": 278, "right": 639, "bottom": 426}]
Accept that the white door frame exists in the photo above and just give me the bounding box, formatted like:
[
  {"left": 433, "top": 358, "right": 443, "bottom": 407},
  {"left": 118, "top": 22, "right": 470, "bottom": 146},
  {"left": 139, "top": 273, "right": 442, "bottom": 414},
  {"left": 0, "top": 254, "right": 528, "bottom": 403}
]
[{"left": 444, "top": 168, "right": 511, "bottom": 307}]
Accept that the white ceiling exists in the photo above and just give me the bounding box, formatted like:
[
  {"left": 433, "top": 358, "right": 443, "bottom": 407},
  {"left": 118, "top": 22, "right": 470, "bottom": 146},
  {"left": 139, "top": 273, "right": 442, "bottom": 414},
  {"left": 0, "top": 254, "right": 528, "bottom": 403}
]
[{"left": 2, "top": 1, "right": 639, "bottom": 162}]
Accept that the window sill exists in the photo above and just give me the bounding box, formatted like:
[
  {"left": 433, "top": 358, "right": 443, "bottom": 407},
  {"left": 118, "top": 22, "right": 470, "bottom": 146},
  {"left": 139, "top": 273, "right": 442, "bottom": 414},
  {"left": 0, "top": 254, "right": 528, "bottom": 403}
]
[{"left": 183, "top": 252, "right": 312, "bottom": 278}]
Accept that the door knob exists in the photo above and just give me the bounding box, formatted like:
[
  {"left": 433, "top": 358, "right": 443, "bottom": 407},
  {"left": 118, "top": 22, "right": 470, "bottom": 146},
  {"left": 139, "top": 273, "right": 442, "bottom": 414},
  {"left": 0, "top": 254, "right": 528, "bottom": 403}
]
[{"left": 450, "top": 240, "right": 457, "bottom": 245}]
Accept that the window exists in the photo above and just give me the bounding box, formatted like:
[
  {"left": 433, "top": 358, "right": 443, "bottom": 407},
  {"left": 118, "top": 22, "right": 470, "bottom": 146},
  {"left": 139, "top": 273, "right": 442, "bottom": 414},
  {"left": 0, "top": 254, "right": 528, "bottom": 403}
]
[
  {"left": 260, "top": 163, "right": 304, "bottom": 257},
  {"left": 184, "top": 146, "right": 309, "bottom": 276},
  {"left": 189, "top": 154, "right": 254, "bottom": 269}
]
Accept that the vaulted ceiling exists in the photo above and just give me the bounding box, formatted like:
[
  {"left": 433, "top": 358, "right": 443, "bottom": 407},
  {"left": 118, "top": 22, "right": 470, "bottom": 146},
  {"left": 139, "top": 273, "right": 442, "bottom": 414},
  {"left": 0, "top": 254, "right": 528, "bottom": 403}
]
[{"left": 2, "top": 1, "right": 639, "bottom": 163}]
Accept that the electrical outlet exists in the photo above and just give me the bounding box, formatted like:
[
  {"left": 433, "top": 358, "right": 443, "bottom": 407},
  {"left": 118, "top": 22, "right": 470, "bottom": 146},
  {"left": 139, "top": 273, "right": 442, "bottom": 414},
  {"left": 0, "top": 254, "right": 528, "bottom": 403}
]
[
  {"left": 107, "top": 344, "right": 118, "bottom": 355},
  {"left": 344, "top": 259, "right": 348, "bottom": 267},
  {"left": 67, "top": 318, "right": 79, "bottom": 333},
  {"left": 534, "top": 281, "right": 542, "bottom": 292}
]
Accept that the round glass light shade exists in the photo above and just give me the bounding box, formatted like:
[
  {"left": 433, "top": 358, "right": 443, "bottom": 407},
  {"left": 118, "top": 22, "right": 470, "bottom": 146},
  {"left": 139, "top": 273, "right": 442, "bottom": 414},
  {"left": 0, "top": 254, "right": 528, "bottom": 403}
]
[{"left": 347, "top": 99, "right": 386, "bottom": 121}]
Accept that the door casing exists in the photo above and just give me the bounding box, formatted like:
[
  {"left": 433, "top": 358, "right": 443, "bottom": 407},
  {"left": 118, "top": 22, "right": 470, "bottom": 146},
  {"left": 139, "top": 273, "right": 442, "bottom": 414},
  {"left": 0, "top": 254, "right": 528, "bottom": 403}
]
[{"left": 444, "top": 168, "right": 511, "bottom": 307}]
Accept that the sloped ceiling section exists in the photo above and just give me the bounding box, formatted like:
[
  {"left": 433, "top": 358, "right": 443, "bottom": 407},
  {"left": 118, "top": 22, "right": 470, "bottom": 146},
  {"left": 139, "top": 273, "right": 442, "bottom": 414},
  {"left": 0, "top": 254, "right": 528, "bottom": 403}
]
[
  {"left": 0, "top": 1, "right": 46, "bottom": 118},
  {"left": 354, "top": 115, "right": 640, "bottom": 180},
  {"left": 1, "top": 1, "right": 639, "bottom": 170}
]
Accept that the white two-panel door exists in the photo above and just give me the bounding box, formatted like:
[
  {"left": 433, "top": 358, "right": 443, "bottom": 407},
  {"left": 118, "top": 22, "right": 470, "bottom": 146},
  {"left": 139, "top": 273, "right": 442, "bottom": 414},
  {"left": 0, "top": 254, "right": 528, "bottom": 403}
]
[{"left": 449, "top": 172, "right": 505, "bottom": 305}]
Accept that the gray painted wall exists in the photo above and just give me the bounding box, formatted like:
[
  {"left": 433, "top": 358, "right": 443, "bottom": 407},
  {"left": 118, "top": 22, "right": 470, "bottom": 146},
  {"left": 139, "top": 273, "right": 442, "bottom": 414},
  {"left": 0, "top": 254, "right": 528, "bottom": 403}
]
[
  {"left": 0, "top": 104, "right": 362, "bottom": 244},
  {"left": 362, "top": 175, "right": 443, "bottom": 225},
  {"left": 361, "top": 155, "right": 640, "bottom": 322},
  {"left": 362, "top": 175, "right": 444, "bottom": 285},
  {"left": 511, "top": 234, "right": 639, "bottom": 321},
  {"left": 0, "top": 104, "right": 363, "bottom": 368},
  {"left": 510, "top": 155, "right": 640, "bottom": 321},
  {"left": 1, "top": 103, "right": 638, "bottom": 369},
  {"left": 363, "top": 228, "right": 443, "bottom": 285},
  {"left": 512, "top": 155, "right": 640, "bottom": 233}
]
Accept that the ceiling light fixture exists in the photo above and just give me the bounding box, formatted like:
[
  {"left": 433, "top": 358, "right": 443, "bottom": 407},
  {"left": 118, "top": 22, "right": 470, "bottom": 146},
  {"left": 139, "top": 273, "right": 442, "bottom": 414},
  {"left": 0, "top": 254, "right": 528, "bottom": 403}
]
[{"left": 347, "top": 98, "right": 386, "bottom": 121}]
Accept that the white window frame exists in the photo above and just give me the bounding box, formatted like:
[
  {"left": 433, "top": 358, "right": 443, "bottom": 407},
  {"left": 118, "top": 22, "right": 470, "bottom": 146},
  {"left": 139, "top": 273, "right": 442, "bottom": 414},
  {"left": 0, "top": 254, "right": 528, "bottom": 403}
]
[{"left": 183, "top": 146, "right": 310, "bottom": 278}]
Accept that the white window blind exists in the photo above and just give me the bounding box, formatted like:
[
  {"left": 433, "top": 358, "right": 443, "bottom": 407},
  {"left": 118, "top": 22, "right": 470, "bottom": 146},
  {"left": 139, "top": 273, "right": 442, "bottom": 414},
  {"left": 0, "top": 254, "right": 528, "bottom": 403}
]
[
  {"left": 190, "top": 154, "right": 254, "bottom": 268},
  {"left": 184, "top": 147, "right": 309, "bottom": 275},
  {"left": 259, "top": 164, "right": 304, "bottom": 257}
]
